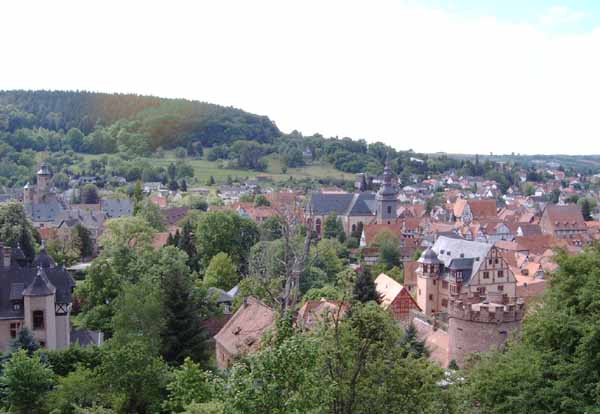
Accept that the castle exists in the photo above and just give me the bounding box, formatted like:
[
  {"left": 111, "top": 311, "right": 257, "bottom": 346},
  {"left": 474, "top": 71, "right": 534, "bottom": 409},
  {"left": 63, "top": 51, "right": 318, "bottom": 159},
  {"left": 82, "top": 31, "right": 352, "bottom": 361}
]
[
  {"left": 23, "top": 163, "right": 65, "bottom": 224},
  {"left": 414, "top": 236, "right": 525, "bottom": 367},
  {"left": 0, "top": 243, "right": 75, "bottom": 351}
]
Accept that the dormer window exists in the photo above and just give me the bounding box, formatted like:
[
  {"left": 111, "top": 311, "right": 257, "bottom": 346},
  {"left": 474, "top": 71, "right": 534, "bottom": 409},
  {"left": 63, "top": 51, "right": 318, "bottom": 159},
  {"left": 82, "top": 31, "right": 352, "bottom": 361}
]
[{"left": 12, "top": 303, "right": 21, "bottom": 312}]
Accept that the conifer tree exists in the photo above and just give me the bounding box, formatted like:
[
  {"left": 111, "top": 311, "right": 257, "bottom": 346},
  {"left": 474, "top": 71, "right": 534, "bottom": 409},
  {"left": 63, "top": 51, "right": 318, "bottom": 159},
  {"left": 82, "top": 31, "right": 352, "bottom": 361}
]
[{"left": 352, "top": 266, "right": 381, "bottom": 304}]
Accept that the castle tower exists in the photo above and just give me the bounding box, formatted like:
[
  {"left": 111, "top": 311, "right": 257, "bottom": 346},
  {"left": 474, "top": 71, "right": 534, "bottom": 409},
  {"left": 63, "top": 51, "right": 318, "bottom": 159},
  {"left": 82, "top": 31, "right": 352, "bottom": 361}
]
[
  {"left": 447, "top": 296, "right": 524, "bottom": 367},
  {"left": 376, "top": 158, "right": 398, "bottom": 224},
  {"left": 23, "top": 266, "right": 57, "bottom": 349},
  {"left": 416, "top": 247, "right": 442, "bottom": 316},
  {"left": 36, "top": 163, "right": 51, "bottom": 195}
]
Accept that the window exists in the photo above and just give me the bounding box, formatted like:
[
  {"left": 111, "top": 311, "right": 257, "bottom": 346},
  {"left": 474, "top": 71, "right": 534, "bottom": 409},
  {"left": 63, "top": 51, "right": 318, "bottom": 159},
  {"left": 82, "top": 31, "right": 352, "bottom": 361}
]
[
  {"left": 429, "top": 294, "right": 434, "bottom": 301},
  {"left": 498, "top": 285, "right": 504, "bottom": 292},
  {"left": 9, "top": 322, "right": 20, "bottom": 338},
  {"left": 497, "top": 270, "right": 504, "bottom": 278},
  {"left": 33, "top": 310, "right": 44, "bottom": 330},
  {"left": 315, "top": 218, "right": 321, "bottom": 234},
  {"left": 442, "top": 299, "right": 448, "bottom": 307},
  {"left": 489, "top": 259, "right": 493, "bottom": 265},
  {"left": 387, "top": 206, "right": 392, "bottom": 214},
  {"left": 433, "top": 279, "right": 436, "bottom": 285},
  {"left": 442, "top": 281, "right": 448, "bottom": 289},
  {"left": 495, "top": 258, "right": 499, "bottom": 264},
  {"left": 477, "top": 287, "right": 486, "bottom": 295},
  {"left": 12, "top": 303, "right": 21, "bottom": 311},
  {"left": 483, "top": 271, "right": 490, "bottom": 279}
]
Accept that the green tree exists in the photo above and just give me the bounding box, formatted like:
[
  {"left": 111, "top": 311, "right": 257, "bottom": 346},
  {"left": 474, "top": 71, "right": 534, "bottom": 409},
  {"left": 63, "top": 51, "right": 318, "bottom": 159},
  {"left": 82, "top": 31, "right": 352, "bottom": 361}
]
[
  {"left": 9, "top": 327, "right": 40, "bottom": 356},
  {"left": 48, "top": 367, "right": 106, "bottom": 414},
  {"left": 374, "top": 230, "right": 400, "bottom": 269},
  {"left": 317, "top": 302, "right": 444, "bottom": 414},
  {"left": 253, "top": 194, "right": 270, "bottom": 207},
  {"left": 98, "top": 341, "right": 168, "bottom": 414},
  {"left": 73, "top": 223, "right": 94, "bottom": 258},
  {"left": 135, "top": 199, "right": 166, "bottom": 231},
  {"left": 399, "top": 323, "right": 429, "bottom": 359},
  {"left": 323, "top": 213, "right": 346, "bottom": 242},
  {"left": 163, "top": 358, "right": 223, "bottom": 413},
  {"left": 204, "top": 252, "right": 238, "bottom": 290},
  {"left": 0, "top": 201, "right": 37, "bottom": 261},
  {"left": 195, "top": 211, "right": 259, "bottom": 273},
  {"left": 80, "top": 184, "right": 100, "bottom": 204},
  {"left": 352, "top": 266, "right": 381, "bottom": 304},
  {"left": 112, "top": 279, "right": 165, "bottom": 353},
  {"left": 158, "top": 247, "right": 210, "bottom": 365},
  {"left": 1, "top": 350, "right": 55, "bottom": 414}
]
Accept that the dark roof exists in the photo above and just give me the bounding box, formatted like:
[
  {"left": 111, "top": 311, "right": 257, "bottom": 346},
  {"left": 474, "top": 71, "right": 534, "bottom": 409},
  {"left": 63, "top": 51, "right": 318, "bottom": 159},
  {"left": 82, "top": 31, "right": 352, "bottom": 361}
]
[
  {"left": 23, "top": 267, "right": 56, "bottom": 297},
  {"left": 101, "top": 199, "right": 133, "bottom": 218},
  {"left": 418, "top": 247, "right": 442, "bottom": 265},
  {"left": 448, "top": 258, "right": 474, "bottom": 270},
  {"left": 25, "top": 201, "right": 64, "bottom": 222},
  {"left": 0, "top": 264, "right": 74, "bottom": 319},
  {"left": 307, "top": 192, "right": 376, "bottom": 216},
  {"left": 34, "top": 243, "right": 56, "bottom": 269},
  {"left": 162, "top": 207, "right": 189, "bottom": 225},
  {"left": 208, "top": 287, "right": 233, "bottom": 304},
  {"left": 307, "top": 193, "right": 355, "bottom": 215}
]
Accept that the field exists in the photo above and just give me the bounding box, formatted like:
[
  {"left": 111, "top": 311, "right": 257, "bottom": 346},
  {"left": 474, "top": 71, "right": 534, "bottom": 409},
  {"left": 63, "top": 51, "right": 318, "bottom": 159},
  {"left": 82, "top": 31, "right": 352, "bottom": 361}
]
[{"left": 79, "top": 153, "right": 355, "bottom": 184}]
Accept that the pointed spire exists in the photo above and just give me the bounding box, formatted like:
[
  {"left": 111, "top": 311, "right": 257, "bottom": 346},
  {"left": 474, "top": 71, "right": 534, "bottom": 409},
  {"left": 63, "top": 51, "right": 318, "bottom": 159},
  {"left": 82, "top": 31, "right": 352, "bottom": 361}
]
[{"left": 23, "top": 266, "right": 56, "bottom": 296}]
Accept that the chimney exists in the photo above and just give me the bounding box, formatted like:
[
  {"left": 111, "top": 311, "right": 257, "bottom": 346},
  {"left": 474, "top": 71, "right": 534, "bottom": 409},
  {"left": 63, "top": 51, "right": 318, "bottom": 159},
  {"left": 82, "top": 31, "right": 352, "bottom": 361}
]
[{"left": 3, "top": 247, "right": 11, "bottom": 268}]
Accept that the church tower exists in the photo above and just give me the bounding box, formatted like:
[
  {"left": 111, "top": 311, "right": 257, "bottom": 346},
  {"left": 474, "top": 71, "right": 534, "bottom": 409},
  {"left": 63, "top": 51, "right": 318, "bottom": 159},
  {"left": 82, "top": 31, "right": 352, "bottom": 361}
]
[{"left": 376, "top": 158, "right": 398, "bottom": 224}]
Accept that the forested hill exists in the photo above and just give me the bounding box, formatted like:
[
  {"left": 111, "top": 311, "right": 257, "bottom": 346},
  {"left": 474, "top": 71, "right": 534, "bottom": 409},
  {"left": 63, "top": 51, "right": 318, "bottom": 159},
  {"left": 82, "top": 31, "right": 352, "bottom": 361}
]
[{"left": 0, "top": 90, "right": 280, "bottom": 149}]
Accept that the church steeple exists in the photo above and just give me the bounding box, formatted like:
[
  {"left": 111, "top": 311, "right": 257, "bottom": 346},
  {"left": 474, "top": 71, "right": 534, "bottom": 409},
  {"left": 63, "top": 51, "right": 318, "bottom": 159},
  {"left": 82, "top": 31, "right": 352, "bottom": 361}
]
[{"left": 376, "top": 156, "right": 398, "bottom": 224}]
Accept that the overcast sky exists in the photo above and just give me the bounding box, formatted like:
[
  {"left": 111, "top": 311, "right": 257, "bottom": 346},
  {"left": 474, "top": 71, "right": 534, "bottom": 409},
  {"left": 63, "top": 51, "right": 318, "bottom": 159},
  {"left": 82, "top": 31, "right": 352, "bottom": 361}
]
[{"left": 2, "top": 0, "right": 600, "bottom": 155}]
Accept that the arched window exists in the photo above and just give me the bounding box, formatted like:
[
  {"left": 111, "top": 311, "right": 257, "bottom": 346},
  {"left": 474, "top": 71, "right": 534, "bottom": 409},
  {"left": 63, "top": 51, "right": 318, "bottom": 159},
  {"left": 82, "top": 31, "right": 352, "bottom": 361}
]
[
  {"left": 33, "top": 310, "right": 44, "bottom": 330},
  {"left": 387, "top": 206, "right": 392, "bottom": 214}
]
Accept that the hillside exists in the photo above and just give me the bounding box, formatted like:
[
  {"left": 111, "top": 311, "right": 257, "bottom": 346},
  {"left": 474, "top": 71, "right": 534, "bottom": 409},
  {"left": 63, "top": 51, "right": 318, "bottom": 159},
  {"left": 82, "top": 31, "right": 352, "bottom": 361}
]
[{"left": 0, "top": 90, "right": 280, "bottom": 149}]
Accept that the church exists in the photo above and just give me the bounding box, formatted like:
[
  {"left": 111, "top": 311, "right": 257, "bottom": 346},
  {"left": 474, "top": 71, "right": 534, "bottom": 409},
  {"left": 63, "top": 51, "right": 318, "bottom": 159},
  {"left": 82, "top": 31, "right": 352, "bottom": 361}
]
[
  {"left": 305, "top": 159, "right": 399, "bottom": 236},
  {"left": 23, "top": 163, "right": 66, "bottom": 225}
]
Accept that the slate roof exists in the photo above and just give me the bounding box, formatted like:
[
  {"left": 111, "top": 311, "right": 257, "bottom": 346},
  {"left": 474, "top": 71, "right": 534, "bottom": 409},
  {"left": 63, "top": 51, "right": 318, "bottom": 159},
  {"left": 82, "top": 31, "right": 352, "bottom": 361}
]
[
  {"left": 101, "top": 199, "right": 133, "bottom": 218},
  {"left": 0, "top": 254, "right": 75, "bottom": 319},
  {"left": 307, "top": 192, "right": 376, "bottom": 216},
  {"left": 25, "top": 201, "right": 65, "bottom": 222},
  {"left": 431, "top": 236, "right": 492, "bottom": 276}
]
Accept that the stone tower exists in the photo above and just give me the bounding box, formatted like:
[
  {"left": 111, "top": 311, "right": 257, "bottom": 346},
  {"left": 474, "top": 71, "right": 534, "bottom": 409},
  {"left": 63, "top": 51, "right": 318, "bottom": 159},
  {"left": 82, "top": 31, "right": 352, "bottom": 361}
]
[
  {"left": 447, "top": 295, "right": 524, "bottom": 367},
  {"left": 36, "top": 163, "right": 51, "bottom": 195},
  {"left": 416, "top": 247, "right": 442, "bottom": 316},
  {"left": 23, "top": 266, "right": 57, "bottom": 349},
  {"left": 376, "top": 158, "right": 398, "bottom": 224}
]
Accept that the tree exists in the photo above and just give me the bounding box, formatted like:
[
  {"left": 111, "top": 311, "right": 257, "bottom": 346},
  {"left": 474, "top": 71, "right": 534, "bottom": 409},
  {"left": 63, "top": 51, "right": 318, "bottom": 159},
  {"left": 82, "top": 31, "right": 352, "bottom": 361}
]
[
  {"left": 259, "top": 215, "right": 284, "bottom": 241},
  {"left": 178, "top": 220, "right": 200, "bottom": 271},
  {"left": 9, "top": 327, "right": 40, "bottom": 355},
  {"left": 253, "top": 194, "right": 270, "bottom": 207},
  {"left": 48, "top": 367, "right": 106, "bottom": 414},
  {"left": 399, "top": 323, "right": 429, "bottom": 358},
  {"left": 180, "top": 179, "right": 188, "bottom": 192},
  {"left": 225, "top": 334, "right": 326, "bottom": 414},
  {"left": 323, "top": 213, "right": 345, "bottom": 242},
  {"left": 195, "top": 211, "right": 259, "bottom": 273},
  {"left": 0, "top": 201, "right": 37, "bottom": 261},
  {"left": 1, "top": 350, "right": 55, "bottom": 414},
  {"left": 203, "top": 252, "right": 238, "bottom": 290},
  {"left": 163, "top": 358, "right": 223, "bottom": 413},
  {"left": 579, "top": 198, "right": 594, "bottom": 221},
  {"left": 135, "top": 199, "right": 166, "bottom": 231},
  {"left": 352, "top": 266, "right": 381, "bottom": 304},
  {"left": 80, "top": 184, "right": 100, "bottom": 204},
  {"left": 98, "top": 341, "right": 168, "bottom": 414},
  {"left": 112, "top": 280, "right": 165, "bottom": 353},
  {"left": 73, "top": 223, "right": 94, "bottom": 258},
  {"left": 317, "top": 302, "right": 443, "bottom": 414},
  {"left": 158, "top": 247, "right": 210, "bottom": 365},
  {"left": 374, "top": 230, "right": 401, "bottom": 269}
]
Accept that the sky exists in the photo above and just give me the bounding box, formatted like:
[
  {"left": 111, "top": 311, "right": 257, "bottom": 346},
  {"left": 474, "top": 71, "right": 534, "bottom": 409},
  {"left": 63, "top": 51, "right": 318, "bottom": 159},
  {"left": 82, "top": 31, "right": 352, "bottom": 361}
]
[{"left": 2, "top": 0, "right": 600, "bottom": 155}]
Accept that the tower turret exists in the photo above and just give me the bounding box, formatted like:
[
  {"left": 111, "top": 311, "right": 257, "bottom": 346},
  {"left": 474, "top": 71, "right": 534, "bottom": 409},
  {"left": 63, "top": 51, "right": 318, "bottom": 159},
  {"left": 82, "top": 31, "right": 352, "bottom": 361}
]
[
  {"left": 36, "top": 163, "right": 51, "bottom": 194},
  {"left": 376, "top": 157, "right": 398, "bottom": 224}
]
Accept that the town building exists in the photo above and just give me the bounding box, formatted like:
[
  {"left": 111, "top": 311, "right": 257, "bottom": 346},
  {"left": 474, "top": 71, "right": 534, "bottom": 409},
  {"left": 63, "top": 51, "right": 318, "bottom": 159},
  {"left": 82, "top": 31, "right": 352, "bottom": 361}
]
[
  {"left": 23, "top": 164, "right": 66, "bottom": 225},
  {"left": 540, "top": 204, "right": 587, "bottom": 240},
  {"left": 214, "top": 297, "right": 275, "bottom": 369},
  {"left": 374, "top": 273, "right": 420, "bottom": 322}
]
